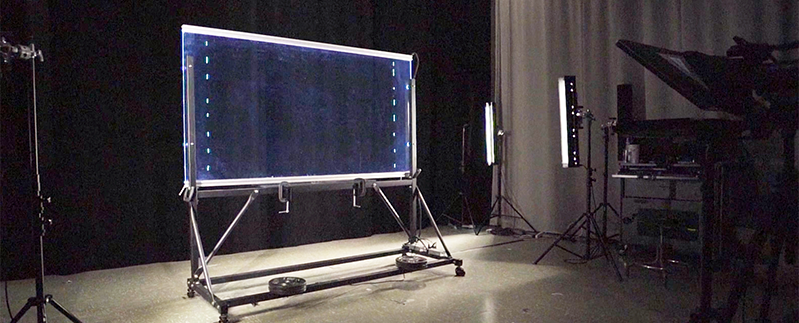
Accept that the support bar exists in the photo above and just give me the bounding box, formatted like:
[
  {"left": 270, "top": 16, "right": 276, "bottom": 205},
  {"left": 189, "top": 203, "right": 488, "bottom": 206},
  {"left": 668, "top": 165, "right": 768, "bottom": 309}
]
[
  {"left": 373, "top": 183, "right": 412, "bottom": 239},
  {"left": 195, "top": 190, "right": 259, "bottom": 277},
  {"left": 204, "top": 248, "right": 406, "bottom": 285},
  {"left": 218, "top": 258, "right": 456, "bottom": 308},
  {"left": 189, "top": 201, "right": 216, "bottom": 302},
  {"left": 415, "top": 189, "right": 453, "bottom": 258}
]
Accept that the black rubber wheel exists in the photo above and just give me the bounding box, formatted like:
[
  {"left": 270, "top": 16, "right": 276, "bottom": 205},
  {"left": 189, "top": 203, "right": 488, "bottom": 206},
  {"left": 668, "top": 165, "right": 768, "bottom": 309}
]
[
  {"left": 186, "top": 289, "right": 195, "bottom": 298},
  {"left": 269, "top": 277, "right": 307, "bottom": 296},
  {"left": 396, "top": 255, "right": 428, "bottom": 271},
  {"left": 455, "top": 266, "right": 466, "bottom": 277}
]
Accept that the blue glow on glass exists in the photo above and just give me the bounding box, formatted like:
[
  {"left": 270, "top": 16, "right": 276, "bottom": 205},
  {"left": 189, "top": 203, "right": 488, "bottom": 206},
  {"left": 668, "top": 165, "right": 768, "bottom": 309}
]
[
  {"left": 205, "top": 112, "right": 210, "bottom": 118},
  {"left": 206, "top": 131, "right": 210, "bottom": 137},
  {"left": 206, "top": 148, "right": 211, "bottom": 154},
  {"left": 205, "top": 74, "right": 209, "bottom": 80}
]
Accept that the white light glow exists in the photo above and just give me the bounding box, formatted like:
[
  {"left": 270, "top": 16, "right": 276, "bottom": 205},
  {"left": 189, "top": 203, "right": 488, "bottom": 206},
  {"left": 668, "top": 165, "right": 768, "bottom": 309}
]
[
  {"left": 559, "top": 77, "right": 570, "bottom": 168},
  {"left": 485, "top": 103, "right": 495, "bottom": 166},
  {"left": 183, "top": 25, "right": 412, "bottom": 61}
]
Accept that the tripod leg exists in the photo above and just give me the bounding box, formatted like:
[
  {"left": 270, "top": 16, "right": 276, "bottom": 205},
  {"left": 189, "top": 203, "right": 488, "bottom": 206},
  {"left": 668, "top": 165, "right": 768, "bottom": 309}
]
[
  {"left": 722, "top": 227, "right": 769, "bottom": 322},
  {"left": 10, "top": 298, "right": 36, "bottom": 323},
  {"left": 462, "top": 195, "right": 475, "bottom": 228},
  {"left": 438, "top": 193, "right": 465, "bottom": 226},
  {"left": 759, "top": 233, "right": 784, "bottom": 320},
  {"left": 534, "top": 214, "right": 587, "bottom": 264},
  {"left": 588, "top": 215, "right": 623, "bottom": 281},
  {"left": 501, "top": 196, "right": 538, "bottom": 233},
  {"left": 46, "top": 295, "right": 83, "bottom": 323},
  {"left": 476, "top": 197, "right": 502, "bottom": 235}
]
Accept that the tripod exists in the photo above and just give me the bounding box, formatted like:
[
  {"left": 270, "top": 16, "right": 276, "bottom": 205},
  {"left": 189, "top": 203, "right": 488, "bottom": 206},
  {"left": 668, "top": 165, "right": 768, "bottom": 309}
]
[
  {"left": 2, "top": 42, "right": 82, "bottom": 323},
  {"left": 438, "top": 124, "right": 475, "bottom": 229},
  {"left": 534, "top": 110, "right": 622, "bottom": 281},
  {"left": 476, "top": 129, "right": 539, "bottom": 235}
]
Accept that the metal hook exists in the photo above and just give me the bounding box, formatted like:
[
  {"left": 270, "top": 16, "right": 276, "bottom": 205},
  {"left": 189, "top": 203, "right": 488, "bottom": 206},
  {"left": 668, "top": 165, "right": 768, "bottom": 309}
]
[
  {"left": 352, "top": 178, "right": 366, "bottom": 208},
  {"left": 278, "top": 181, "right": 290, "bottom": 214}
]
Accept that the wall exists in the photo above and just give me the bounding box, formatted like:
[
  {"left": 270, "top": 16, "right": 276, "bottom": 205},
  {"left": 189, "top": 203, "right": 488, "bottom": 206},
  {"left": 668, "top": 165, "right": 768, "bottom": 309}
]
[{"left": 493, "top": 0, "right": 798, "bottom": 233}]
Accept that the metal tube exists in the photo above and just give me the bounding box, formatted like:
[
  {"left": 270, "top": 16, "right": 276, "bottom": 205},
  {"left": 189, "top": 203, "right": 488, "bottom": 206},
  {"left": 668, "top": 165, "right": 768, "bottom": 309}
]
[
  {"left": 203, "top": 191, "right": 258, "bottom": 266},
  {"left": 416, "top": 189, "right": 453, "bottom": 258},
  {"left": 373, "top": 183, "right": 412, "bottom": 239},
  {"left": 189, "top": 202, "right": 215, "bottom": 301}
]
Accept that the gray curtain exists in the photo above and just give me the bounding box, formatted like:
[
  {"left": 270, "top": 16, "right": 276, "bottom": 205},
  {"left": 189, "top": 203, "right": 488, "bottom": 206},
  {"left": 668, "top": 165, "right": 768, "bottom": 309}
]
[{"left": 493, "top": 0, "right": 798, "bottom": 232}]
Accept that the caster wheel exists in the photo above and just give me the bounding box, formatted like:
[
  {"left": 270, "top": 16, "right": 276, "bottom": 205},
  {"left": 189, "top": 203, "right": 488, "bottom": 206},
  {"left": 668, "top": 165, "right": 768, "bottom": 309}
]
[
  {"left": 187, "top": 290, "right": 195, "bottom": 298},
  {"left": 455, "top": 266, "right": 466, "bottom": 277},
  {"left": 219, "top": 314, "right": 229, "bottom": 323}
]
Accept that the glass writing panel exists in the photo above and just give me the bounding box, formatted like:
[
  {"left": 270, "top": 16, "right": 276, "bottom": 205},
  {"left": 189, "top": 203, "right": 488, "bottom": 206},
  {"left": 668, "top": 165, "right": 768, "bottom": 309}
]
[{"left": 182, "top": 26, "right": 413, "bottom": 186}]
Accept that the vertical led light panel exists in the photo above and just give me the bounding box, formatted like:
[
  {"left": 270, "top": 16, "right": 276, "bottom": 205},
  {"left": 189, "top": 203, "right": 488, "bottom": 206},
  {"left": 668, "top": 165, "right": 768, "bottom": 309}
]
[
  {"left": 559, "top": 76, "right": 580, "bottom": 168},
  {"left": 484, "top": 102, "right": 496, "bottom": 166},
  {"left": 182, "top": 25, "right": 415, "bottom": 187}
]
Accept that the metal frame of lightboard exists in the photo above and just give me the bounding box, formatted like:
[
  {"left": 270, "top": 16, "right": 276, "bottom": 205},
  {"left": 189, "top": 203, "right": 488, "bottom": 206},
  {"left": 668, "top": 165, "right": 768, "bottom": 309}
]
[{"left": 179, "top": 25, "right": 463, "bottom": 323}]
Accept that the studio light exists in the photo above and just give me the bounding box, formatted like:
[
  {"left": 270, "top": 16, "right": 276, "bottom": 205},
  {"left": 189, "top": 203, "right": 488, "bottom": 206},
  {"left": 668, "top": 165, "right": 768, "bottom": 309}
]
[
  {"left": 484, "top": 102, "right": 496, "bottom": 166},
  {"left": 559, "top": 76, "right": 580, "bottom": 168}
]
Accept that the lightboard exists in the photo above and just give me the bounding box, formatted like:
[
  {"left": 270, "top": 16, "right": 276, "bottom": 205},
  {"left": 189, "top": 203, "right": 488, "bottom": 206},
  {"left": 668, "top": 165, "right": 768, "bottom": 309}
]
[{"left": 182, "top": 25, "right": 415, "bottom": 188}]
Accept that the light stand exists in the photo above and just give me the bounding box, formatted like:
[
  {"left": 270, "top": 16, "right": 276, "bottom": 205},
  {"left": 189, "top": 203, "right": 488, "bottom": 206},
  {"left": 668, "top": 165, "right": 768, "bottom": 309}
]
[
  {"left": 597, "top": 119, "right": 621, "bottom": 240},
  {"left": 1, "top": 40, "right": 83, "bottom": 323},
  {"left": 477, "top": 129, "right": 539, "bottom": 235},
  {"left": 437, "top": 124, "right": 475, "bottom": 229},
  {"left": 534, "top": 109, "right": 623, "bottom": 281}
]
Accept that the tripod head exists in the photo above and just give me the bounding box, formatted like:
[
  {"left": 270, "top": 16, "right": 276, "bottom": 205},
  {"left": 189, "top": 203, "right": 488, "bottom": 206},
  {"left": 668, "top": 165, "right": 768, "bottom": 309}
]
[{"left": 1, "top": 37, "right": 43, "bottom": 64}]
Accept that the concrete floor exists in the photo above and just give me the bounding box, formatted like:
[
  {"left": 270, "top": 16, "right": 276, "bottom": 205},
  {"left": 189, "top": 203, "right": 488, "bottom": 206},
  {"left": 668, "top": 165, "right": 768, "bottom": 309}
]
[{"left": 1, "top": 226, "right": 796, "bottom": 323}]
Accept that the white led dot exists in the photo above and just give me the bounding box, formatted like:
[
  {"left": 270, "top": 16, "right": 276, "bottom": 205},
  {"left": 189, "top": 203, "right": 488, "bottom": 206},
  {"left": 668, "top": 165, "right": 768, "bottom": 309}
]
[
  {"left": 393, "top": 163, "right": 397, "bottom": 168},
  {"left": 392, "top": 114, "right": 396, "bottom": 122},
  {"left": 392, "top": 99, "right": 396, "bottom": 106},
  {"left": 406, "top": 85, "right": 410, "bottom": 90},
  {"left": 205, "top": 41, "right": 208, "bottom": 46},
  {"left": 205, "top": 98, "right": 209, "bottom": 104},
  {"left": 393, "top": 149, "right": 397, "bottom": 153},
  {"left": 406, "top": 142, "right": 410, "bottom": 147},
  {"left": 205, "top": 74, "right": 209, "bottom": 80},
  {"left": 392, "top": 69, "right": 395, "bottom": 76},
  {"left": 206, "top": 165, "right": 210, "bottom": 171},
  {"left": 205, "top": 56, "right": 209, "bottom": 64},
  {"left": 205, "top": 113, "right": 210, "bottom": 118},
  {"left": 206, "top": 148, "right": 211, "bottom": 154},
  {"left": 392, "top": 132, "right": 396, "bottom": 137},
  {"left": 206, "top": 131, "right": 210, "bottom": 137}
]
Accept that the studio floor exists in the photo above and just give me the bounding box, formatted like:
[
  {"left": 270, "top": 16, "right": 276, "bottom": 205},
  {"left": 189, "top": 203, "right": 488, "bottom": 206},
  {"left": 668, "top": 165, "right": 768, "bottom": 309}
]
[{"left": 1, "top": 226, "right": 797, "bottom": 323}]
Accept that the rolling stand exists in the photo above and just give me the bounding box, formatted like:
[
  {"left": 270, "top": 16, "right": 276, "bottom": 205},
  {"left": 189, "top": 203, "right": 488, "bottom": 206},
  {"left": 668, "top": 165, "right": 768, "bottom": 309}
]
[
  {"left": 1, "top": 40, "right": 83, "bottom": 323},
  {"left": 534, "top": 110, "right": 623, "bottom": 281}
]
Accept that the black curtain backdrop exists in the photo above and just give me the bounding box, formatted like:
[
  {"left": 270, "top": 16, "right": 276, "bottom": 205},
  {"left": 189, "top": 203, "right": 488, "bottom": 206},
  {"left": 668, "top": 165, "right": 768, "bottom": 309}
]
[{"left": 0, "top": 0, "right": 490, "bottom": 280}]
